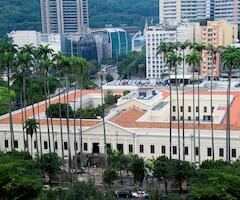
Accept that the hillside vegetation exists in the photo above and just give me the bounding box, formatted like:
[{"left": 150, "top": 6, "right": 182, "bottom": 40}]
[{"left": 0, "top": 0, "right": 158, "bottom": 37}]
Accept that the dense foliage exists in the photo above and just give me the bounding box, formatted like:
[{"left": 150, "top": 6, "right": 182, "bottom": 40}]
[
  {"left": 117, "top": 50, "right": 146, "bottom": 79},
  {"left": 0, "top": 0, "right": 158, "bottom": 37},
  {"left": 0, "top": 84, "right": 15, "bottom": 115},
  {"left": 0, "top": 151, "right": 42, "bottom": 199}
]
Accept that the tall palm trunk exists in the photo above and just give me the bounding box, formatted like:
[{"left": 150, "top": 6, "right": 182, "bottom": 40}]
[
  {"left": 44, "top": 77, "right": 51, "bottom": 153},
  {"left": 7, "top": 66, "right": 14, "bottom": 151},
  {"left": 37, "top": 102, "right": 43, "bottom": 156},
  {"left": 174, "top": 67, "right": 181, "bottom": 160},
  {"left": 47, "top": 77, "right": 55, "bottom": 153},
  {"left": 23, "top": 75, "right": 29, "bottom": 151},
  {"left": 210, "top": 56, "right": 215, "bottom": 161},
  {"left": 192, "top": 67, "right": 196, "bottom": 165},
  {"left": 182, "top": 51, "right": 185, "bottom": 161},
  {"left": 197, "top": 69, "right": 201, "bottom": 165},
  {"left": 31, "top": 103, "right": 39, "bottom": 158},
  {"left": 226, "top": 69, "right": 232, "bottom": 162},
  {"left": 168, "top": 72, "right": 172, "bottom": 159},
  {"left": 20, "top": 90, "right": 26, "bottom": 151},
  {"left": 73, "top": 80, "right": 78, "bottom": 172},
  {"left": 30, "top": 136, "right": 33, "bottom": 157},
  {"left": 58, "top": 83, "right": 64, "bottom": 161},
  {"left": 79, "top": 70, "right": 83, "bottom": 168},
  {"left": 65, "top": 78, "right": 73, "bottom": 183},
  {"left": 101, "top": 78, "right": 107, "bottom": 168}
]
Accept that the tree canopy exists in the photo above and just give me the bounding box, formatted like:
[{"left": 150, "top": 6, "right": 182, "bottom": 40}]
[{"left": 0, "top": 0, "right": 158, "bottom": 37}]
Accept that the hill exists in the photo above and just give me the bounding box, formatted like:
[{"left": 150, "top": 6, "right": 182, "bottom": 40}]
[{"left": 0, "top": 0, "right": 159, "bottom": 37}]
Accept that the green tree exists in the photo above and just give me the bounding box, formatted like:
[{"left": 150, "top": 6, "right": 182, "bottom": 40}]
[
  {"left": 0, "top": 151, "right": 42, "bottom": 199},
  {"left": 157, "top": 41, "right": 175, "bottom": 159},
  {"left": 24, "top": 118, "right": 39, "bottom": 157},
  {"left": 170, "top": 159, "right": 195, "bottom": 193},
  {"left": 106, "top": 73, "right": 114, "bottom": 82},
  {"left": 64, "top": 181, "right": 105, "bottom": 200},
  {"left": 129, "top": 155, "right": 145, "bottom": 187},
  {"left": 103, "top": 168, "right": 118, "bottom": 188},
  {"left": 153, "top": 156, "right": 171, "bottom": 194},
  {"left": 186, "top": 50, "right": 201, "bottom": 165},
  {"left": 177, "top": 40, "right": 191, "bottom": 161},
  {"left": 192, "top": 42, "right": 206, "bottom": 164},
  {"left": 0, "top": 39, "right": 18, "bottom": 151},
  {"left": 36, "top": 153, "right": 63, "bottom": 185},
  {"left": 221, "top": 46, "right": 240, "bottom": 162},
  {"left": 166, "top": 51, "right": 182, "bottom": 160}
]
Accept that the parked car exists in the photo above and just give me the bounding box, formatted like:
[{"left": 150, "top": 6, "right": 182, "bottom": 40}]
[
  {"left": 115, "top": 189, "right": 132, "bottom": 198},
  {"left": 132, "top": 191, "right": 150, "bottom": 199}
]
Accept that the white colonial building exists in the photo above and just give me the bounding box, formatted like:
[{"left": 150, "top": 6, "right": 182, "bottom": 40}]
[{"left": 0, "top": 87, "right": 240, "bottom": 164}]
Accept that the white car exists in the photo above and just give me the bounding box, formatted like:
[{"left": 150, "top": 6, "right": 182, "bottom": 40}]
[{"left": 132, "top": 191, "right": 150, "bottom": 199}]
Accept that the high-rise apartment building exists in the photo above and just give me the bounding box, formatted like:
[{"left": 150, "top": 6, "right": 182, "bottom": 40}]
[
  {"left": 40, "top": 0, "right": 89, "bottom": 34},
  {"left": 146, "top": 23, "right": 201, "bottom": 79},
  {"left": 200, "top": 21, "right": 238, "bottom": 79},
  {"left": 159, "top": 0, "right": 214, "bottom": 24},
  {"left": 214, "top": 0, "right": 240, "bottom": 26}
]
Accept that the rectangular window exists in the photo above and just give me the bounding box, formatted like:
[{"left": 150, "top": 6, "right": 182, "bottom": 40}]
[
  {"left": 207, "top": 148, "right": 212, "bottom": 157},
  {"left": 140, "top": 145, "right": 144, "bottom": 153},
  {"left": 196, "top": 106, "right": 199, "bottom": 112},
  {"left": 173, "top": 146, "right": 177, "bottom": 155},
  {"left": 185, "top": 147, "right": 189, "bottom": 155},
  {"left": 172, "top": 116, "right": 176, "bottom": 121},
  {"left": 44, "top": 141, "right": 48, "bottom": 150},
  {"left": 4, "top": 140, "right": 8, "bottom": 148},
  {"left": 232, "top": 149, "right": 237, "bottom": 158},
  {"left": 55, "top": 142, "right": 58, "bottom": 150},
  {"left": 75, "top": 142, "right": 78, "bottom": 150},
  {"left": 196, "top": 147, "right": 199, "bottom": 156},
  {"left": 212, "top": 107, "right": 215, "bottom": 112},
  {"left": 150, "top": 145, "right": 155, "bottom": 154},
  {"left": 173, "top": 106, "right": 176, "bottom": 112},
  {"left": 129, "top": 144, "right": 133, "bottom": 153},
  {"left": 64, "top": 142, "right": 68, "bottom": 150},
  {"left": 204, "top": 107, "right": 207, "bottom": 112},
  {"left": 84, "top": 143, "right": 88, "bottom": 151},
  {"left": 14, "top": 140, "right": 18, "bottom": 149},
  {"left": 219, "top": 148, "right": 224, "bottom": 157},
  {"left": 162, "top": 145, "right": 166, "bottom": 154},
  {"left": 34, "top": 141, "right": 37, "bottom": 149},
  {"left": 24, "top": 140, "right": 28, "bottom": 149},
  {"left": 117, "top": 144, "right": 124, "bottom": 154},
  {"left": 188, "top": 116, "right": 191, "bottom": 121},
  {"left": 188, "top": 106, "right": 191, "bottom": 112},
  {"left": 180, "top": 106, "right": 183, "bottom": 112}
]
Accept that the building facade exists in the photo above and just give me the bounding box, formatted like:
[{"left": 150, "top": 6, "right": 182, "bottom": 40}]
[
  {"left": 91, "top": 28, "right": 131, "bottom": 61},
  {"left": 146, "top": 23, "right": 201, "bottom": 79},
  {"left": 159, "top": 0, "right": 214, "bottom": 24},
  {"left": 40, "top": 0, "right": 89, "bottom": 34},
  {"left": 8, "top": 30, "right": 62, "bottom": 53},
  {"left": 61, "top": 33, "right": 97, "bottom": 60},
  {"left": 200, "top": 21, "right": 238, "bottom": 79},
  {"left": 214, "top": 0, "right": 240, "bottom": 26},
  {"left": 1, "top": 88, "right": 240, "bottom": 164}
]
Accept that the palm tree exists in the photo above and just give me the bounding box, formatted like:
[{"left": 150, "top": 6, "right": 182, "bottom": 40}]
[
  {"left": 207, "top": 44, "right": 219, "bottom": 161},
  {"left": 71, "top": 56, "right": 88, "bottom": 169},
  {"left": 157, "top": 42, "right": 174, "bottom": 159},
  {"left": 97, "top": 71, "right": 108, "bottom": 168},
  {"left": 37, "top": 45, "right": 54, "bottom": 153},
  {"left": 186, "top": 50, "right": 201, "bottom": 165},
  {"left": 221, "top": 46, "right": 240, "bottom": 162},
  {"left": 177, "top": 40, "right": 191, "bottom": 161},
  {"left": 166, "top": 52, "right": 182, "bottom": 160},
  {"left": 24, "top": 118, "right": 39, "bottom": 157},
  {"left": 193, "top": 42, "right": 206, "bottom": 165},
  {"left": 53, "top": 52, "right": 69, "bottom": 163},
  {"left": 0, "top": 39, "right": 18, "bottom": 151}
]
